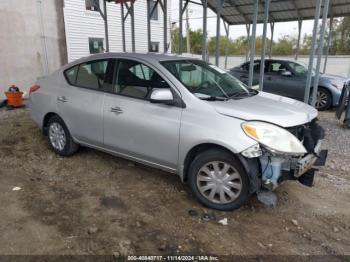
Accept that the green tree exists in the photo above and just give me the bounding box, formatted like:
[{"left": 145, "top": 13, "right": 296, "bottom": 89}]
[{"left": 272, "top": 35, "right": 296, "bottom": 55}]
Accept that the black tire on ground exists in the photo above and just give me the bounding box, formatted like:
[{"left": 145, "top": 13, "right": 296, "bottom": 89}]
[
  {"left": 46, "top": 115, "right": 79, "bottom": 157},
  {"left": 187, "top": 148, "right": 250, "bottom": 211},
  {"left": 316, "top": 87, "right": 332, "bottom": 111}
]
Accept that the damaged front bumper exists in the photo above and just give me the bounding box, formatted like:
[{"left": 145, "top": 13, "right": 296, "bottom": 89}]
[
  {"left": 259, "top": 140, "right": 328, "bottom": 190},
  {"left": 257, "top": 120, "right": 328, "bottom": 191}
]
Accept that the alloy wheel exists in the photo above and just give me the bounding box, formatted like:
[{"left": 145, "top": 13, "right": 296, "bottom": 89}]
[
  {"left": 49, "top": 122, "right": 66, "bottom": 151},
  {"left": 315, "top": 90, "right": 328, "bottom": 109}
]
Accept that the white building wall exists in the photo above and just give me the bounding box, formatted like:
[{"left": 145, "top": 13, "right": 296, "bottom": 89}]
[{"left": 64, "top": 0, "right": 172, "bottom": 62}]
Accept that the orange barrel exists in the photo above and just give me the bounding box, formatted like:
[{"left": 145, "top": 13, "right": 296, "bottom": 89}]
[{"left": 5, "top": 91, "right": 24, "bottom": 107}]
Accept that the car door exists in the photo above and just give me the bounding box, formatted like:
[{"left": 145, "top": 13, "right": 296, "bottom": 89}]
[
  {"left": 103, "top": 58, "right": 182, "bottom": 170},
  {"left": 263, "top": 61, "right": 303, "bottom": 99},
  {"left": 58, "top": 59, "right": 113, "bottom": 146},
  {"left": 235, "top": 61, "right": 260, "bottom": 86}
]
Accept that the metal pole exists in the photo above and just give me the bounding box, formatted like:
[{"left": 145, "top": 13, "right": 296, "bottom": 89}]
[
  {"left": 259, "top": 0, "right": 270, "bottom": 91},
  {"left": 248, "top": 0, "right": 258, "bottom": 88},
  {"left": 103, "top": 0, "right": 109, "bottom": 52},
  {"left": 130, "top": 1, "right": 135, "bottom": 52},
  {"left": 304, "top": 0, "right": 322, "bottom": 104},
  {"left": 201, "top": 0, "right": 207, "bottom": 60},
  {"left": 202, "top": 0, "right": 208, "bottom": 61},
  {"left": 147, "top": 0, "right": 151, "bottom": 52},
  {"left": 215, "top": 0, "right": 222, "bottom": 66},
  {"left": 295, "top": 19, "right": 303, "bottom": 60},
  {"left": 121, "top": 3, "right": 126, "bottom": 52},
  {"left": 245, "top": 24, "right": 250, "bottom": 62},
  {"left": 311, "top": 0, "right": 330, "bottom": 107},
  {"left": 323, "top": 14, "right": 334, "bottom": 73},
  {"left": 178, "top": 0, "right": 183, "bottom": 54},
  {"left": 163, "top": 0, "right": 168, "bottom": 52},
  {"left": 224, "top": 23, "right": 229, "bottom": 69},
  {"left": 269, "top": 22, "right": 274, "bottom": 59},
  {"left": 186, "top": 8, "right": 190, "bottom": 53}
]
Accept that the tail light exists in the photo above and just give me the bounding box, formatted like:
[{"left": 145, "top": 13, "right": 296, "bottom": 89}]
[{"left": 29, "top": 84, "right": 40, "bottom": 96}]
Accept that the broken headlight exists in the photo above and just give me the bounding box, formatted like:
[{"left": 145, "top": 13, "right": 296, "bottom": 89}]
[{"left": 241, "top": 121, "right": 307, "bottom": 155}]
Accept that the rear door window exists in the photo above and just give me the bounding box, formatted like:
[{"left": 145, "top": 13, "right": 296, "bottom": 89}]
[
  {"left": 76, "top": 60, "right": 109, "bottom": 90},
  {"left": 241, "top": 61, "right": 261, "bottom": 72},
  {"left": 64, "top": 66, "right": 79, "bottom": 85}
]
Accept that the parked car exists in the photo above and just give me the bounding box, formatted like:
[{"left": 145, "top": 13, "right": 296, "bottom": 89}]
[
  {"left": 229, "top": 59, "right": 346, "bottom": 110},
  {"left": 29, "top": 53, "right": 327, "bottom": 211}
]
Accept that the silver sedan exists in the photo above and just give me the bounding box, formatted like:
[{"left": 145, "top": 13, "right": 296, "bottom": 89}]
[{"left": 29, "top": 53, "right": 326, "bottom": 210}]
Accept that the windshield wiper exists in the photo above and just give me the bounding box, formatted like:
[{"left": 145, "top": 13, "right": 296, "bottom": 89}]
[
  {"left": 228, "top": 89, "right": 258, "bottom": 99},
  {"left": 198, "top": 96, "right": 227, "bottom": 101}
]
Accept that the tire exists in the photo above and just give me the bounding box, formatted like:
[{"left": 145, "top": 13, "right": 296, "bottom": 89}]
[
  {"left": 188, "top": 148, "right": 249, "bottom": 211},
  {"left": 315, "top": 87, "right": 332, "bottom": 111},
  {"left": 47, "top": 115, "right": 79, "bottom": 156}
]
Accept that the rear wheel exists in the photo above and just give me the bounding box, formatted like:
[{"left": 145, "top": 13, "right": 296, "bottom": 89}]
[
  {"left": 315, "top": 87, "right": 332, "bottom": 111},
  {"left": 188, "top": 149, "right": 249, "bottom": 211},
  {"left": 47, "top": 115, "right": 79, "bottom": 156}
]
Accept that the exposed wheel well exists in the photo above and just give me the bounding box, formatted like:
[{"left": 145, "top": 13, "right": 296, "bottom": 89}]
[
  {"left": 182, "top": 143, "right": 236, "bottom": 182},
  {"left": 42, "top": 112, "right": 59, "bottom": 135}
]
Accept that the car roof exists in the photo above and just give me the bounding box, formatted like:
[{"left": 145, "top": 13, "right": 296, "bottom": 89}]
[{"left": 64, "top": 52, "right": 199, "bottom": 69}]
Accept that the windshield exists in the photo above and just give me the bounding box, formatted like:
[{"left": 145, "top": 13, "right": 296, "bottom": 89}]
[
  {"left": 288, "top": 61, "right": 315, "bottom": 76},
  {"left": 161, "top": 60, "right": 251, "bottom": 99}
]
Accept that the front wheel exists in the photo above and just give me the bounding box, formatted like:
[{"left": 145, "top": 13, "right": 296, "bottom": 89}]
[
  {"left": 188, "top": 149, "right": 249, "bottom": 211},
  {"left": 315, "top": 87, "right": 332, "bottom": 111}
]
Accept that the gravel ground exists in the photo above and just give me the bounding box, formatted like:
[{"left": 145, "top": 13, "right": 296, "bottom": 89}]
[{"left": 0, "top": 107, "right": 349, "bottom": 257}]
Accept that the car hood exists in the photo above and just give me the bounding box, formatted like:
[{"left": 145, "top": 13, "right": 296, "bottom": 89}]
[
  {"left": 321, "top": 73, "right": 347, "bottom": 87},
  {"left": 210, "top": 92, "right": 318, "bottom": 127}
]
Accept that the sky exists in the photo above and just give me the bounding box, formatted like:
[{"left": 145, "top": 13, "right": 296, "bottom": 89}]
[{"left": 171, "top": 1, "right": 315, "bottom": 41}]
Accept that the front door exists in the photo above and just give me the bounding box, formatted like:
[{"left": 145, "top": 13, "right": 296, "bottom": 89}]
[
  {"left": 103, "top": 59, "right": 182, "bottom": 170},
  {"left": 264, "top": 61, "right": 304, "bottom": 100}
]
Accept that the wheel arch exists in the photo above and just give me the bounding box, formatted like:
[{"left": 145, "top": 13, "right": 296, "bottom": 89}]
[
  {"left": 311, "top": 86, "right": 333, "bottom": 103},
  {"left": 42, "top": 112, "right": 61, "bottom": 135},
  {"left": 182, "top": 143, "right": 240, "bottom": 183},
  {"left": 182, "top": 143, "right": 261, "bottom": 194}
]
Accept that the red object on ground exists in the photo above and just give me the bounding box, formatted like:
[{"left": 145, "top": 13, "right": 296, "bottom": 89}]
[{"left": 5, "top": 91, "right": 24, "bottom": 108}]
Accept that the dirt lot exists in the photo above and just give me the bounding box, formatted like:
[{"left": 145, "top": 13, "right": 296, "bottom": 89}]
[{"left": 0, "top": 107, "right": 349, "bottom": 257}]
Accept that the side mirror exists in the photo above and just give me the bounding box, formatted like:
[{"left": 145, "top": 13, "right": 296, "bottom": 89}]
[
  {"left": 150, "top": 88, "right": 174, "bottom": 104},
  {"left": 281, "top": 70, "right": 292, "bottom": 77}
]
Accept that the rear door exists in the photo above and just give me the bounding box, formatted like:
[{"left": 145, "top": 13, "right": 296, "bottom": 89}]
[
  {"left": 58, "top": 59, "right": 114, "bottom": 146},
  {"left": 103, "top": 58, "right": 182, "bottom": 170},
  {"left": 234, "top": 62, "right": 260, "bottom": 86}
]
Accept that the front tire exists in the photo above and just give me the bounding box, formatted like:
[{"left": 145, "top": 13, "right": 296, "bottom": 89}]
[
  {"left": 315, "top": 87, "right": 332, "bottom": 111},
  {"left": 188, "top": 149, "right": 249, "bottom": 211},
  {"left": 47, "top": 115, "right": 79, "bottom": 156}
]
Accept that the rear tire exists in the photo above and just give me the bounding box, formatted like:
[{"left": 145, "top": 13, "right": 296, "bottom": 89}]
[
  {"left": 315, "top": 87, "right": 332, "bottom": 111},
  {"left": 47, "top": 115, "right": 79, "bottom": 156},
  {"left": 188, "top": 149, "right": 249, "bottom": 211}
]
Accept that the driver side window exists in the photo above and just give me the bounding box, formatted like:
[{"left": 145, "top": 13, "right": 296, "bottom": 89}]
[
  {"left": 115, "top": 60, "right": 170, "bottom": 100},
  {"left": 268, "top": 62, "right": 287, "bottom": 75}
]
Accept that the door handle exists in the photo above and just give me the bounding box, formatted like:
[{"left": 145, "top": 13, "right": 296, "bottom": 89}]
[
  {"left": 57, "top": 96, "right": 68, "bottom": 102},
  {"left": 110, "top": 106, "right": 123, "bottom": 114}
]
